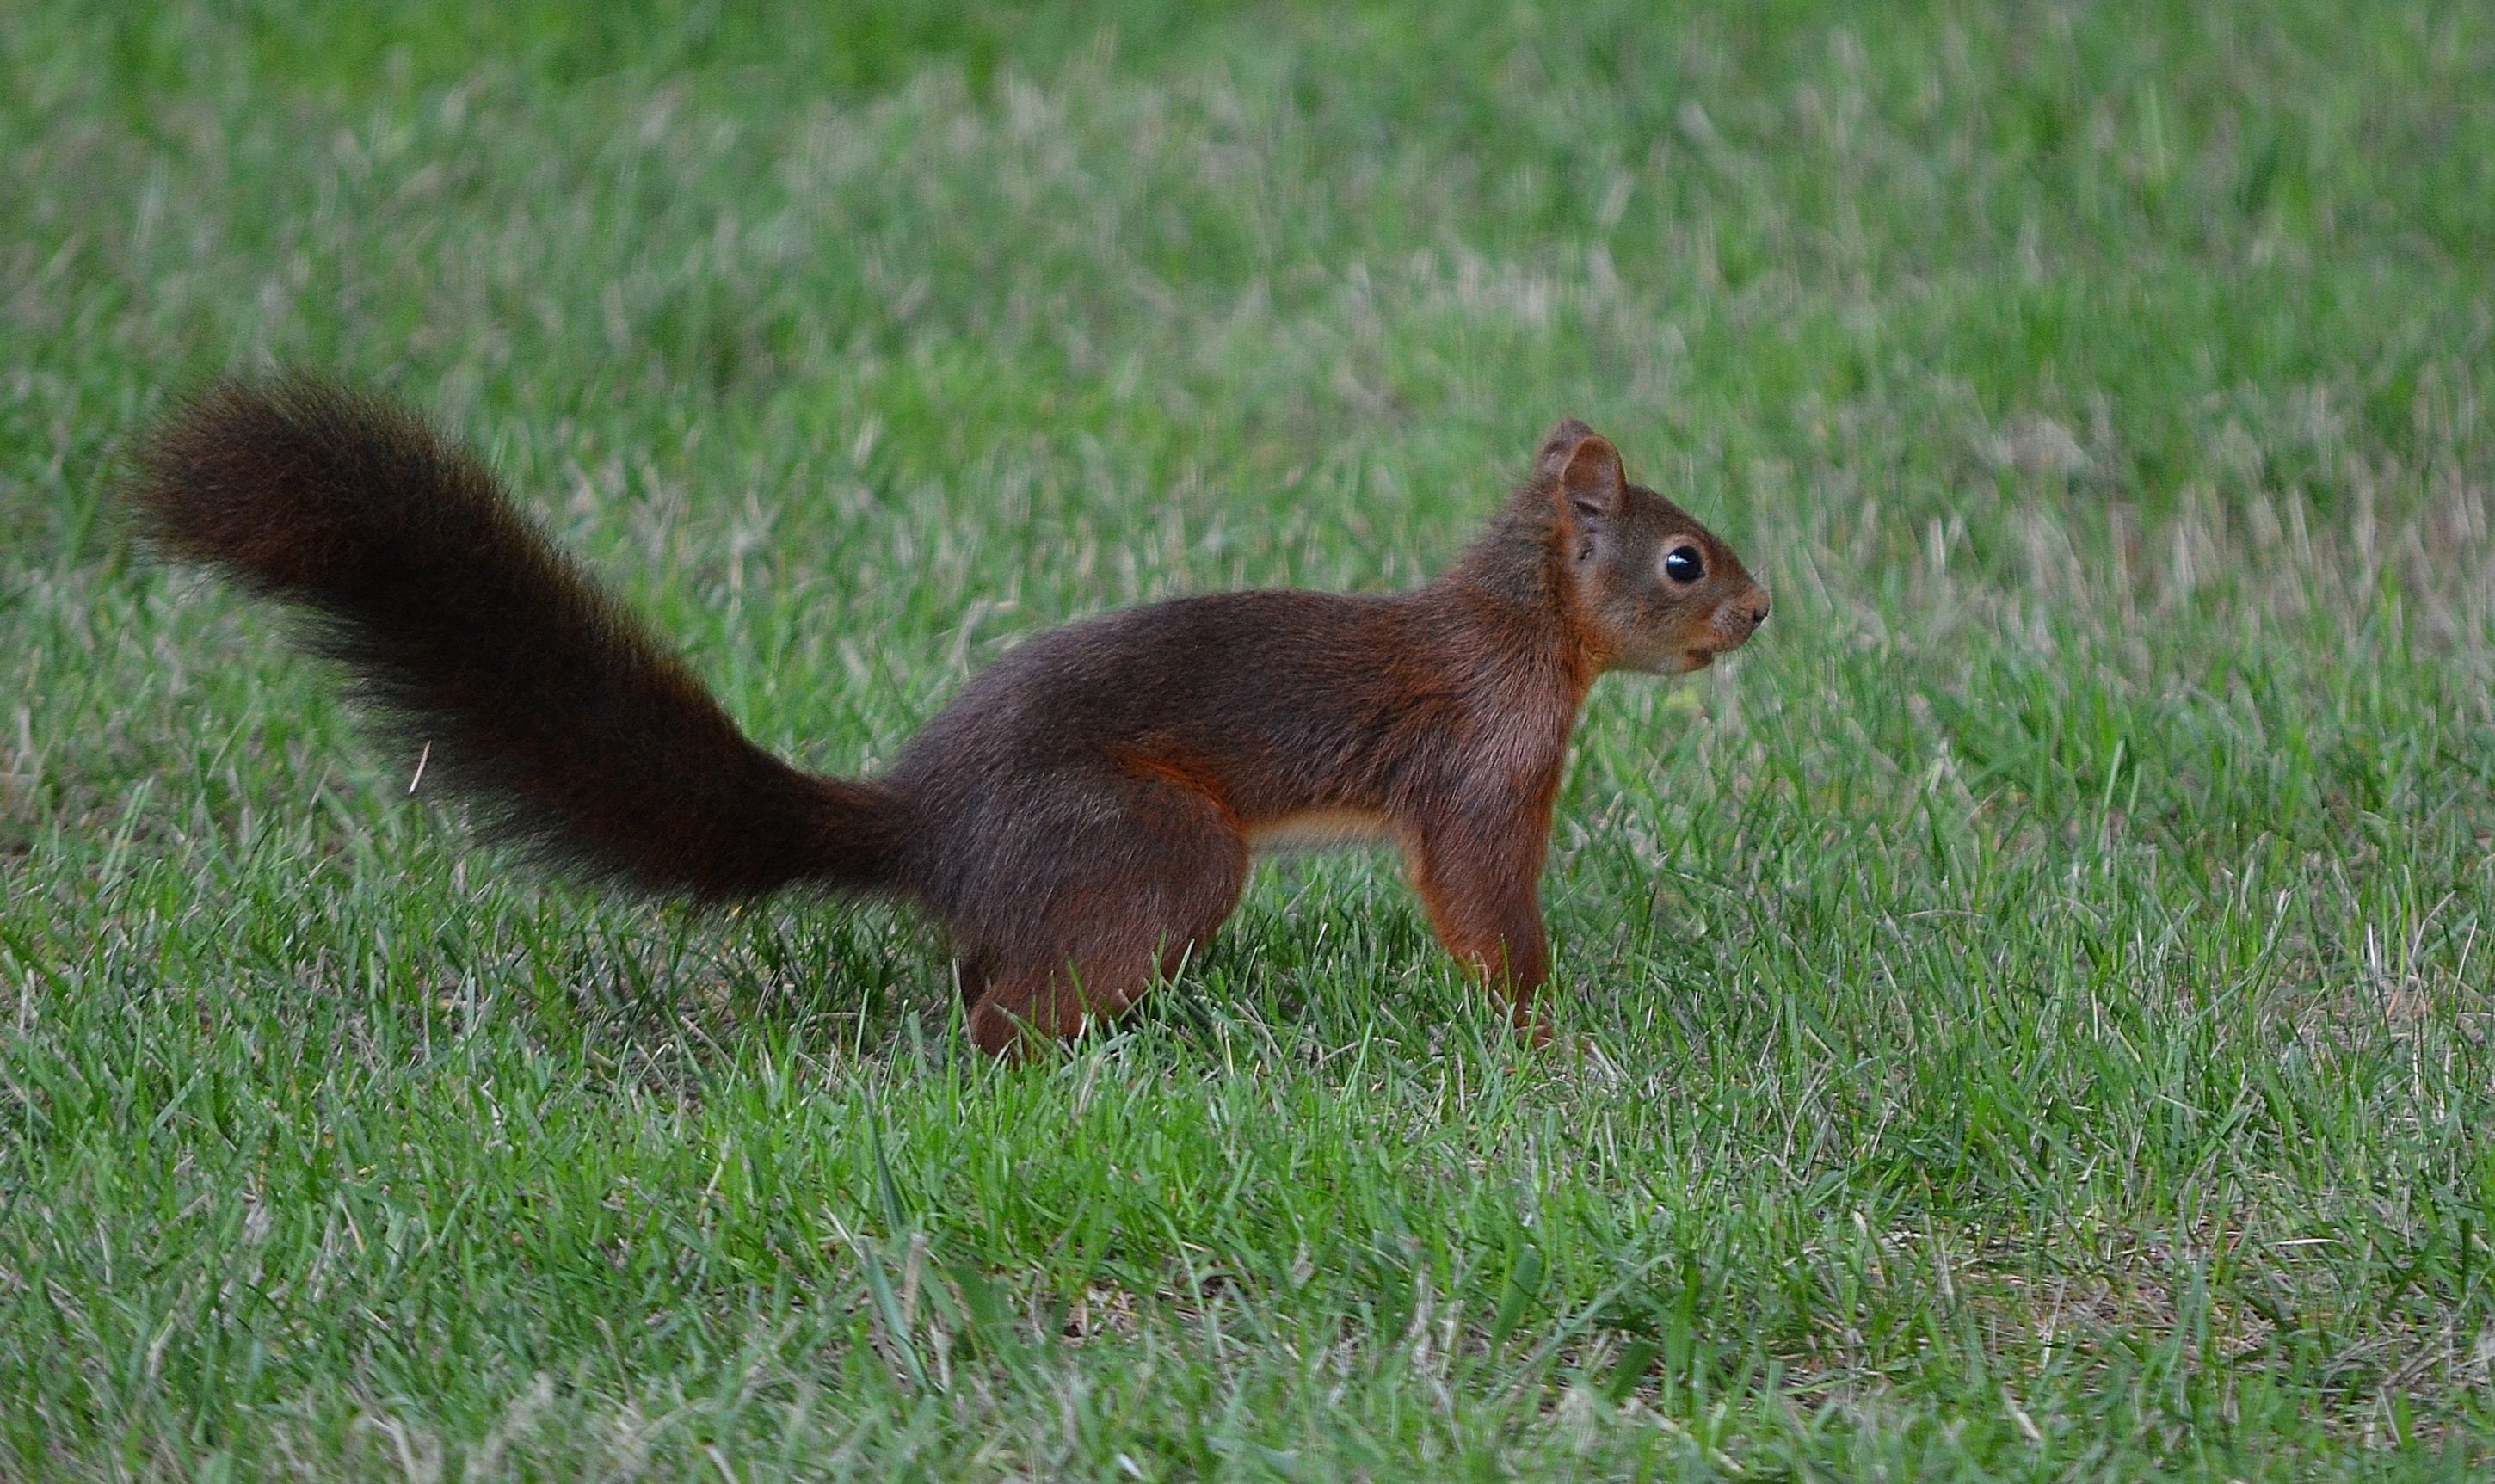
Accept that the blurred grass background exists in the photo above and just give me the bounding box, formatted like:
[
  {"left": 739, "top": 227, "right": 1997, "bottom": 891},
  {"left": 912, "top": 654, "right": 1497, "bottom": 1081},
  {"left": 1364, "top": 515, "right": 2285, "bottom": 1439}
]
[{"left": 3, "top": 2, "right": 2492, "bottom": 1477}]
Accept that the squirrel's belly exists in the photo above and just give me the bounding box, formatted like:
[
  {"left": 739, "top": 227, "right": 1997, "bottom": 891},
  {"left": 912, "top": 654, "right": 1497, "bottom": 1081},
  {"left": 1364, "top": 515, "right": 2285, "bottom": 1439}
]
[{"left": 1244, "top": 807, "right": 1395, "bottom": 856}]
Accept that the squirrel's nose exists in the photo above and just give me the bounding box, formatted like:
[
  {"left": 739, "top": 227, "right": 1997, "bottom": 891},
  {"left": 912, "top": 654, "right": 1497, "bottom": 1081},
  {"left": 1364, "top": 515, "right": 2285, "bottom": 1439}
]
[{"left": 1740, "top": 592, "right": 1770, "bottom": 633}]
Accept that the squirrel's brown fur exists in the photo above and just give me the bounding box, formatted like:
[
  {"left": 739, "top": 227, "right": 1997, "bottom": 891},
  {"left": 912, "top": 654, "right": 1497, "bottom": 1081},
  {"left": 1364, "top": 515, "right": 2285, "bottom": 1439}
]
[{"left": 128, "top": 378, "right": 1768, "bottom": 1055}]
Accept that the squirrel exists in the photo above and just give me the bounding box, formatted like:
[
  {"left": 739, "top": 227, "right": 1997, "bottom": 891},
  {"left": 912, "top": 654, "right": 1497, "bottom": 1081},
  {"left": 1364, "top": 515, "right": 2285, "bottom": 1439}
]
[{"left": 126, "top": 377, "right": 1769, "bottom": 1055}]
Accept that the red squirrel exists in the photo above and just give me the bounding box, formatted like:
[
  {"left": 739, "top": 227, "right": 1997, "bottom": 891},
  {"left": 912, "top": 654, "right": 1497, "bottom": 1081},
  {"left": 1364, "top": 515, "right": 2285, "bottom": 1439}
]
[{"left": 128, "top": 379, "right": 1768, "bottom": 1055}]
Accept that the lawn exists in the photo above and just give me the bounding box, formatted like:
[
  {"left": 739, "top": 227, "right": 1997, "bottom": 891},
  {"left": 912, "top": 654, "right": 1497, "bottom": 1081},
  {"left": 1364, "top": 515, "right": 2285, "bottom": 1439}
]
[{"left": 3, "top": 2, "right": 2493, "bottom": 1477}]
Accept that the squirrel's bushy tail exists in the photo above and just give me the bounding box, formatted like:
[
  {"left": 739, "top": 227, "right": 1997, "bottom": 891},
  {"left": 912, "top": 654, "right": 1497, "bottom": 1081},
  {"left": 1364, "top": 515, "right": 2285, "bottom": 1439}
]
[{"left": 127, "top": 375, "right": 904, "bottom": 901}]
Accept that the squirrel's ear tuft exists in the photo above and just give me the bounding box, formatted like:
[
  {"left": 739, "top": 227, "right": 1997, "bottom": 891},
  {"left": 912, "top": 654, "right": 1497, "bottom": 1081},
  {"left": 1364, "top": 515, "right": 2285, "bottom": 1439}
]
[{"left": 1534, "top": 418, "right": 1599, "bottom": 482}]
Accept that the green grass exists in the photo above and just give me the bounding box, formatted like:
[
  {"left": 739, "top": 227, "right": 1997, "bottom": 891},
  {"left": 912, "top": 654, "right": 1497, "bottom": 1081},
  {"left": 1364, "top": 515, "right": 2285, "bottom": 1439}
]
[{"left": 4, "top": 1, "right": 2494, "bottom": 1476}]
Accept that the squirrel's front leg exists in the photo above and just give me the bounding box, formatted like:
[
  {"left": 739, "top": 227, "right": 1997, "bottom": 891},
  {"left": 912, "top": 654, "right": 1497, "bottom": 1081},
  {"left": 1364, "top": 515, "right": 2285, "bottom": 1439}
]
[{"left": 1405, "top": 802, "right": 1556, "bottom": 1044}]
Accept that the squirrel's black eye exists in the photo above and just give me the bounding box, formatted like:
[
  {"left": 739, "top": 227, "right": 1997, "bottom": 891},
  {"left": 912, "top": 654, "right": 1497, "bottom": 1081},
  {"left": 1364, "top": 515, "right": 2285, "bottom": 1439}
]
[{"left": 1663, "top": 545, "right": 1703, "bottom": 584}]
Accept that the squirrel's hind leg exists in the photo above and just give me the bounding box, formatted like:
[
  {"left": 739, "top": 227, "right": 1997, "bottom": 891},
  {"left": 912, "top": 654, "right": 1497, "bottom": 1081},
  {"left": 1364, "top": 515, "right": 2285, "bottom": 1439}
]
[{"left": 961, "top": 779, "right": 1248, "bottom": 1057}]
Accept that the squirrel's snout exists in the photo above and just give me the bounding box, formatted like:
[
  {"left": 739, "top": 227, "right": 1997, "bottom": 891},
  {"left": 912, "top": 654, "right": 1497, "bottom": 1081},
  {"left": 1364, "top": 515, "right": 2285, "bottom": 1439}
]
[{"left": 1715, "top": 590, "right": 1770, "bottom": 644}]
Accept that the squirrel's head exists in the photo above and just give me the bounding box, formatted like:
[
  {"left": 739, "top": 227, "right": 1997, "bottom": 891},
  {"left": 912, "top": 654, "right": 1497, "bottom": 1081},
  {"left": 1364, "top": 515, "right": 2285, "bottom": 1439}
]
[{"left": 1533, "top": 419, "right": 1769, "bottom": 675}]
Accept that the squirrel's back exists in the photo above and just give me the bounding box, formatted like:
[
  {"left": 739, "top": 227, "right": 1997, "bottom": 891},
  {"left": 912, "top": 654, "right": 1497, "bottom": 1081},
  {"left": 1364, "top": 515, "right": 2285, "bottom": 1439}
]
[{"left": 890, "top": 586, "right": 1548, "bottom": 808}]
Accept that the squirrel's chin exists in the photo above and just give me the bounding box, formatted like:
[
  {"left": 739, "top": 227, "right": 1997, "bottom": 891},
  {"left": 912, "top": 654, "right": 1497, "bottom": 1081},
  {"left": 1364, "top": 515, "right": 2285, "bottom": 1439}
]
[{"left": 1612, "top": 648, "right": 1714, "bottom": 676}]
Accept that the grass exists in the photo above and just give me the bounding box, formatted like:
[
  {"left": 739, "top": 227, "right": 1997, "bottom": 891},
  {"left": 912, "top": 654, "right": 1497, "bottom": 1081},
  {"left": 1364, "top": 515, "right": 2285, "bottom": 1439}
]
[{"left": 3, "top": 0, "right": 2493, "bottom": 1476}]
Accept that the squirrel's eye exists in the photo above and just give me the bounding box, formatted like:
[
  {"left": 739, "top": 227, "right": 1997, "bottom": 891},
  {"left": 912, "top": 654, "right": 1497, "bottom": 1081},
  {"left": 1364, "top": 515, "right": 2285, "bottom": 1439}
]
[{"left": 1663, "top": 546, "right": 1704, "bottom": 584}]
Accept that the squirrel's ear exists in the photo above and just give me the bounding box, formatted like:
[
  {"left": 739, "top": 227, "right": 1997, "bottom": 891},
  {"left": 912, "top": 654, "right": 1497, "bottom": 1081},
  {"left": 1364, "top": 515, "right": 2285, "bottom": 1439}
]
[{"left": 1551, "top": 429, "right": 1625, "bottom": 523}]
